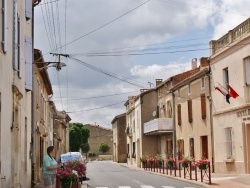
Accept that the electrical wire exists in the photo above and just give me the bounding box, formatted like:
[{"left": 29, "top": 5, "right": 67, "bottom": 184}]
[
  {"left": 53, "top": 90, "right": 138, "bottom": 101},
  {"left": 66, "top": 101, "right": 127, "bottom": 113},
  {"left": 69, "top": 56, "right": 149, "bottom": 88},
  {"left": 48, "top": 0, "right": 151, "bottom": 54}
]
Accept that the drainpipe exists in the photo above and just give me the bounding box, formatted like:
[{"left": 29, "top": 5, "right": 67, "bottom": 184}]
[
  {"left": 31, "top": 3, "right": 35, "bottom": 187},
  {"left": 172, "top": 92, "right": 176, "bottom": 158},
  {"left": 208, "top": 65, "right": 215, "bottom": 173}
]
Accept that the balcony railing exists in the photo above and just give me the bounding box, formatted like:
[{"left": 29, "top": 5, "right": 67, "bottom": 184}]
[{"left": 144, "top": 118, "right": 173, "bottom": 134}]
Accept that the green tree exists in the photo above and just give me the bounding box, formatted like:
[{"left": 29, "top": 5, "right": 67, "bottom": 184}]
[
  {"left": 99, "top": 143, "right": 110, "bottom": 154},
  {"left": 69, "top": 123, "right": 90, "bottom": 152}
]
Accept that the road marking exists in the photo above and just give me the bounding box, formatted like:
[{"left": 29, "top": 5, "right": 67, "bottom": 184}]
[
  {"left": 96, "top": 187, "right": 108, "bottom": 188},
  {"left": 141, "top": 186, "right": 155, "bottom": 188},
  {"left": 119, "top": 187, "right": 131, "bottom": 188},
  {"left": 162, "top": 186, "right": 175, "bottom": 188}
]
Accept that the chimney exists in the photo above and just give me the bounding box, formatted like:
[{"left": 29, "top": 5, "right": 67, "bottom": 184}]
[
  {"left": 191, "top": 58, "right": 197, "bottom": 69},
  {"left": 200, "top": 57, "right": 210, "bottom": 68},
  {"left": 155, "top": 79, "right": 163, "bottom": 87}
]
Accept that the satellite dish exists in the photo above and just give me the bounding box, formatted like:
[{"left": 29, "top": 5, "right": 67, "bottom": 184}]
[{"left": 152, "top": 111, "right": 157, "bottom": 117}]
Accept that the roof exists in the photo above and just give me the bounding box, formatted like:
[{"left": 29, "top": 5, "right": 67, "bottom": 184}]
[{"left": 111, "top": 113, "right": 126, "bottom": 124}]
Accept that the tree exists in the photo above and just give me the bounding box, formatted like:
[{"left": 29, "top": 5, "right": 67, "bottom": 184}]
[
  {"left": 69, "top": 123, "right": 90, "bottom": 152},
  {"left": 99, "top": 143, "right": 110, "bottom": 154}
]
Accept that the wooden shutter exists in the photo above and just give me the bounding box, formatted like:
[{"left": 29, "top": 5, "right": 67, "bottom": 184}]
[
  {"left": 13, "top": 0, "right": 18, "bottom": 70},
  {"left": 188, "top": 100, "right": 193, "bottom": 123},
  {"left": 177, "top": 104, "right": 182, "bottom": 126},
  {"left": 189, "top": 138, "right": 195, "bottom": 158},
  {"left": 178, "top": 139, "right": 184, "bottom": 160},
  {"left": 245, "top": 57, "right": 250, "bottom": 85},
  {"left": 201, "top": 94, "right": 206, "bottom": 119}
]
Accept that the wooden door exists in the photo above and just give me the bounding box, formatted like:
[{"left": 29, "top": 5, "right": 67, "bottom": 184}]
[{"left": 201, "top": 136, "right": 208, "bottom": 159}]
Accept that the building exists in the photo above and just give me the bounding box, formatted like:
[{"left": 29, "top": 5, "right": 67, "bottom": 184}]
[
  {"left": 111, "top": 113, "right": 127, "bottom": 163},
  {"left": 0, "top": 0, "right": 33, "bottom": 187},
  {"left": 125, "top": 89, "right": 158, "bottom": 167},
  {"left": 210, "top": 17, "right": 250, "bottom": 173},
  {"left": 84, "top": 124, "right": 113, "bottom": 155},
  {"left": 170, "top": 58, "right": 213, "bottom": 169}
]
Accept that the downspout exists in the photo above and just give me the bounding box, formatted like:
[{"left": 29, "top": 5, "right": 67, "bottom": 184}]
[
  {"left": 208, "top": 64, "right": 215, "bottom": 173},
  {"left": 172, "top": 92, "right": 176, "bottom": 158},
  {"left": 31, "top": 4, "right": 35, "bottom": 188}
]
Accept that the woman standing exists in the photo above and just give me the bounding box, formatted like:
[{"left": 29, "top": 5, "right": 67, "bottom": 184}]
[{"left": 43, "top": 146, "right": 61, "bottom": 188}]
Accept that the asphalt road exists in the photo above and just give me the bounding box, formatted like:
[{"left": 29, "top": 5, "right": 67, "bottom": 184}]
[{"left": 85, "top": 161, "right": 203, "bottom": 188}]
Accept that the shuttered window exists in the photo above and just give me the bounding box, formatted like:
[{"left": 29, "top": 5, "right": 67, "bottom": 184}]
[
  {"left": 25, "top": 0, "right": 32, "bottom": 20},
  {"left": 189, "top": 138, "right": 194, "bottom": 158},
  {"left": 177, "top": 139, "right": 184, "bottom": 160},
  {"left": 177, "top": 104, "right": 182, "bottom": 126},
  {"left": 245, "top": 57, "right": 250, "bottom": 85},
  {"left": 25, "top": 36, "right": 33, "bottom": 91},
  {"left": 188, "top": 100, "right": 193, "bottom": 123},
  {"left": 201, "top": 94, "right": 206, "bottom": 119},
  {"left": 2, "top": 0, "right": 8, "bottom": 53}
]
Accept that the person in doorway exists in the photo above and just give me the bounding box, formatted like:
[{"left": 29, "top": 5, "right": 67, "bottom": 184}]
[{"left": 43, "top": 146, "right": 61, "bottom": 188}]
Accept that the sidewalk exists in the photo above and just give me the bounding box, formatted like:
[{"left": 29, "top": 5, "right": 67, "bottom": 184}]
[
  {"left": 36, "top": 179, "right": 87, "bottom": 188},
  {"left": 118, "top": 162, "right": 250, "bottom": 188}
]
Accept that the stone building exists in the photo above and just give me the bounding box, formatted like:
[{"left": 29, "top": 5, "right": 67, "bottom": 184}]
[
  {"left": 84, "top": 124, "right": 113, "bottom": 155},
  {"left": 112, "top": 113, "right": 127, "bottom": 163}
]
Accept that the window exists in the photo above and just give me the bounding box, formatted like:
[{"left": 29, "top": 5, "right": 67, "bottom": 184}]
[
  {"left": 177, "top": 104, "right": 182, "bottom": 126},
  {"left": 166, "top": 139, "right": 173, "bottom": 157},
  {"left": 225, "top": 127, "right": 233, "bottom": 159},
  {"left": 223, "top": 67, "right": 229, "bottom": 89},
  {"left": 24, "top": 117, "right": 27, "bottom": 171},
  {"left": 132, "top": 142, "right": 136, "bottom": 158},
  {"left": 188, "top": 84, "right": 191, "bottom": 94},
  {"left": 189, "top": 138, "right": 194, "bottom": 158},
  {"left": 167, "top": 101, "right": 172, "bottom": 118},
  {"left": 177, "top": 139, "right": 184, "bottom": 160},
  {"left": 201, "top": 77, "right": 205, "bottom": 89},
  {"left": 187, "top": 100, "right": 193, "bottom": 123},
  {"left": 244, "top": 57, "right": 250, "bottom": 85},
  {"left": 127, "top": 144, "right": 130, "bottom": 158},
  {"left": 2, "top": 0, "right": 8, "bottom": 53},
  {"left": 200, "top": 94, "right": 206, "bottom": 119}
]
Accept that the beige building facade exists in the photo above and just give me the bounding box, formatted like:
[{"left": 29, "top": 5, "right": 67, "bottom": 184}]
[
  {"left": 171, "top": 58, "right": 213, "bottom": 168},
  {"left": 125, "top": 89, "right": 158, "bottom": 167},
  {"left": 0, "top": 0, "right": 33, "bottom": 187},
  {"left": 210, "top": 17, "right": 250, "bottom": 174},
  {"left": 112, "top": 113, "right": 127, "bottom": 163}
]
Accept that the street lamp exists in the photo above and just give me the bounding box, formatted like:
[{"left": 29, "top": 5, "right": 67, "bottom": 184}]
[{"left": 33, "top": 61, "right": 67, "bottom": 71}]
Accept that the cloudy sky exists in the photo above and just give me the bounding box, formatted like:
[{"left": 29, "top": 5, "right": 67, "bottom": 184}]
[{"left": 34, "top": 0, "right": 250, "bottom": 128}]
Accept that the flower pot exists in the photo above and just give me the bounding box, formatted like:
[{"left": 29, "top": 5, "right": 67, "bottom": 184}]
[
  {"left": 182, "top": 162, "right": 189, "bottom": 168},
  {"left": 157, "top": 161, "right": 163, "bottom": 167},
  {"left": 198, "top": 164, "right": 207, "bottom": 170},
  {"left": 168, "top": 161, "right": 174, "bottom": 167},
  {"left": 61, "top": 181, "right": 71, "bottom": 188},
  {"left": 71, "top": 181, "right": 78, "bottom": 188}
]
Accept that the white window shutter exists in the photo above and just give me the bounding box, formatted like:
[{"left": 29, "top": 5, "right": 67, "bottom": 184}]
[
  {"left": 245, "top": 57, "right": 250, "bottom": 85},
  {"left": 25, "top": 0, "right": 32, "bottom": 20},
  {"left": 2, "top": 0, "right": 8, "bottom": 53},
  {"left": 25, "top": 36, "right": 33, "bottom": 91}
]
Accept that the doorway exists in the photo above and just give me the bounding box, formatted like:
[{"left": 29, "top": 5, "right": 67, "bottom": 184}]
[{"left": 201, "top": 136, "right": 208, "bottom": 159}]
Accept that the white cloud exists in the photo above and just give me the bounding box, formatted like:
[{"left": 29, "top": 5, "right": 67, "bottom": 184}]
[{"left": 35, "top": 0, "right": 250, "bottom": 127}]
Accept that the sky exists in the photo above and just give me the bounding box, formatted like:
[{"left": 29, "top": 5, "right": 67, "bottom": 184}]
[{"left": 34, "top": 0, "right": 250, "bottom": 128}]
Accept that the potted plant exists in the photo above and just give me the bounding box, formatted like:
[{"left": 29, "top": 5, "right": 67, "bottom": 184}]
[
  {"left": 194, "top": 159, "right": 209, "bottom": 170},
  {"left": 56, "top": 167, "right": 77, "bottom": 188},
  {"left": 166, "top": 156, "right": 175, "bottom": 167},
  {"left": 155, "top": 154, "right": 163, "bottom": 167},
  {"left": 64, "top": 160, "right": 87, "bottom": 184},
  {"left": 140, "top": 154, "right": 148, "bottom": 167},
  {"left": 179, "top": 156, "right": 193, "bottom": 168}
]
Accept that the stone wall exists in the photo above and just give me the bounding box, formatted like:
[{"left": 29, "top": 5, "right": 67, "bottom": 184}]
[{"left": 84, "top": 124, "right": 113, "bottom": 155}]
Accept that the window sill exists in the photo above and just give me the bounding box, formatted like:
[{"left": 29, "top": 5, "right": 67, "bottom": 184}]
[{"left": 224, "top": 158, "right": 235, "bottom": 163}]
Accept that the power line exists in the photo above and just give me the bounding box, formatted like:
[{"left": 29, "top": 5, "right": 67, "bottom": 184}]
[
  {"left": 69, "top": 56, "right": 148, "bottom": 88},
  {"left": 66, "top": 101, "right": 126, "bottom": 113},
  {"left": 48, "top": 0, "right": 151, "bottom": 54},
  {"left": 53, "top": 90, "right": 138, "bottom": 101}
]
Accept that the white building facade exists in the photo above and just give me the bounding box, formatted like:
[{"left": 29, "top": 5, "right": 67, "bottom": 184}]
[
  {"left": 0, "top": 0, "right": 33, "bottom": 187},
  {"left": 210, "top": 17, "right": 250, "bottom": 174}
]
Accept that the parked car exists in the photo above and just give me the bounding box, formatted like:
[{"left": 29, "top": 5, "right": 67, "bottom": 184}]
[{"left": 60, "top": 152, "right": 87, "bottom": 181}]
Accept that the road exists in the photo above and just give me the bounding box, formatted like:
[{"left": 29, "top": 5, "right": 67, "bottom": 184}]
[{"left": 85, "top": 161, "right": 203, "bottom": 188}]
